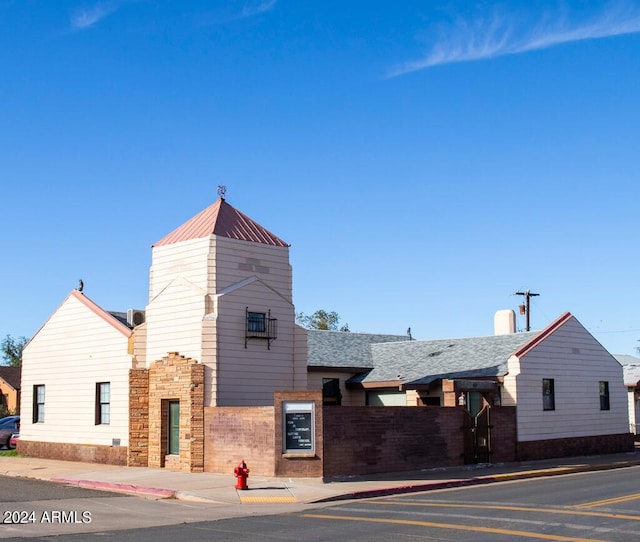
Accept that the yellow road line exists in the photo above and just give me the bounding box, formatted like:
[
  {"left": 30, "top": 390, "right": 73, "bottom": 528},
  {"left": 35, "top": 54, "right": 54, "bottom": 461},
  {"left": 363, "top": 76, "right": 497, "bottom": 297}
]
[
  {"left": 575, "top": 493, "right": 640, "bottom": 509},
  {"left": 301, "top": 513, "right": 606, "bottom": 542},
  {"left": 374, "top": 500, "right": 640, "bottom": 521},
  {"left": 239, "top": 495, "right": 297, "bottom": 504}
]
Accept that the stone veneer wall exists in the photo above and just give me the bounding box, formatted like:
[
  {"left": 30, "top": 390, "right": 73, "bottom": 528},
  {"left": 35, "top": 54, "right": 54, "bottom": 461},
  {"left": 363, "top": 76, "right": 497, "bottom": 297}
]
[
  {"left": 17, "top": 441, "right": 127, "bottom": 465},
  {"left": 128, "top": 352, "right": 205, "bottom": 472},
  {"left": 517, "top": 433, "right": 635, "bottom": 461},
  {"left": 128, "top": 368, "right": 149, "bottom": 467}
]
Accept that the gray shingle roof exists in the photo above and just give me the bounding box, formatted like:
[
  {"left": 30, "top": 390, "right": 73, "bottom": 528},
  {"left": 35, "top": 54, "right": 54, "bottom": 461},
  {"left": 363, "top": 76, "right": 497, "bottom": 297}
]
[
  {"left": 306, "top": 330, "right": 410, "bottom": 369},
  {"left": 613, "top": 355, "right": 640, "bottom": 387},
  {"left": 623, "top": 365, "right": 640, "bottom": 387},
  {"left": 614, "top": 354, "right": 640, "bottom": 366},
  {"left": 345, "top": 331, "right": 539, "bottom": 387}
]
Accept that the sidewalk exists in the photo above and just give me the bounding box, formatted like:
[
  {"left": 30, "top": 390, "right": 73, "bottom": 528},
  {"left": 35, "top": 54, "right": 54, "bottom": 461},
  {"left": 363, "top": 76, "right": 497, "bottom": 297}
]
[{"left": 2, "top": 448, "right": 640, "bottom": 505}]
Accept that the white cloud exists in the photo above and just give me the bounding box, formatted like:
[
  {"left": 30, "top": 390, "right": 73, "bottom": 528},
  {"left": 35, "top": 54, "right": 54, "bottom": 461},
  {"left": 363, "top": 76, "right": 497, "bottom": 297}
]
[
  {"left": 241, "top": 0, "right": 277, "bottom": 19},
  {"left": 70, "top": 2, "right": 118, "bottom": 30},
  {"left": 389, "top": 3, "right": 640, "bottom": 76}
]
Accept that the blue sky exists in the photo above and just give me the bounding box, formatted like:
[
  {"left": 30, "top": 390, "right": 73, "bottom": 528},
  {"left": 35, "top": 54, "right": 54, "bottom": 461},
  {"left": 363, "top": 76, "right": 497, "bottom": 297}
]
[{"left": 2, "top": 0, "right": 639, "bottom": 356}]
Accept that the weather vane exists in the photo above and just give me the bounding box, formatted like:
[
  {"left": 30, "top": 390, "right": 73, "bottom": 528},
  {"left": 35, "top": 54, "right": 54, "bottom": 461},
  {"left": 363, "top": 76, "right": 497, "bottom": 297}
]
[{"left": 217, "top": 185, "right": 227, "bottom": 200}]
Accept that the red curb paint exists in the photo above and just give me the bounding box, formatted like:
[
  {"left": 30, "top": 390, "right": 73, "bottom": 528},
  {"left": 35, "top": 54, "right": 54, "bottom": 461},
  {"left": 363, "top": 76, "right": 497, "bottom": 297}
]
[{"left": 51, "top": 477, "right": 175, "bottom": 498}]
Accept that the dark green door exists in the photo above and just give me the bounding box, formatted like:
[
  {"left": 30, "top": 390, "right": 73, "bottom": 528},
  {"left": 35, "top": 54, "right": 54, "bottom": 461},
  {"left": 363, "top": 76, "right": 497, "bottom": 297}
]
[{"left": 168, "top": 401, "right": 180, "bottom": 455}]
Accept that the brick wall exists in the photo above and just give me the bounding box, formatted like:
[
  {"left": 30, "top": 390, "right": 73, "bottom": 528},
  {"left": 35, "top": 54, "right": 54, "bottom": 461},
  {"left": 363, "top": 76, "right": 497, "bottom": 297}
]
[
  {"left": 18, "top": 441, "right": 127, "bottom": 465},
  {"left": 517, "top": 433, "right": 635, "bottom": 461},
  {"left": 489, "top": 406, "right": 517, "bottom": 463},
  {"left": 204, "top": 406, "right": 276, "bottom": 476},
  {"left": 274, "top": 391, "right": 324, "bottom": 478},
  {"left": 322, "top": 406, "right": 467, "bottom": 478}
]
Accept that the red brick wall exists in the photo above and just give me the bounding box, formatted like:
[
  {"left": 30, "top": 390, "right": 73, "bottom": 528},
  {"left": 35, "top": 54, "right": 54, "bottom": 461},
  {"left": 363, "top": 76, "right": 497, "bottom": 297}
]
[
  {"left": 204, "top": 406, "right": 276, "bottom": 476},
  {"left": 17, "top": 441, "right": 127, "bottom": 465},
  {"left": 517, "top": 433, "right": 635, "bottom": 461},
  {"left": 322, "top": 406, "right": 467, "bottom": 478},
  {"left": 274, "top": 391, "right": 324, "bottom": 478},
  {"left": 489, "top": 406, "right": 518, "bottom": 463}
]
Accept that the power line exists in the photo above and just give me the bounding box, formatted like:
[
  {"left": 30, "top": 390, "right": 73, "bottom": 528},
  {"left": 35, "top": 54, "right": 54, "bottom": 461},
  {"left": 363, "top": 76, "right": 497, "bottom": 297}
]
[{"left": 515, "top": 289, "right": 539, "bottom": 332}]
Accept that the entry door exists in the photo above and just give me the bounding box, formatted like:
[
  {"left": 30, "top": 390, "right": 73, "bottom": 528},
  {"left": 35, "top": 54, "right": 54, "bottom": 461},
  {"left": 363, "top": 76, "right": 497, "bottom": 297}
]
[
  {"left": 168, "top": 401, "right": 180, "bottom": 455},
  {"left": 462, "top": 406, "right": 491, "bottom": 464}
]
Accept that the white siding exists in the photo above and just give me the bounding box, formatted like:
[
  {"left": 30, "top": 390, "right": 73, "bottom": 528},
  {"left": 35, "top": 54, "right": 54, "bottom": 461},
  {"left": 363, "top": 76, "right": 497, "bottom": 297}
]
[
  {"left": 149, "top": 238, "right": 211, "bottom": 300},
  {"left": 20, "top": 295, "right": 132, "bottom": 446},
  {"left": 507, "top": 317, "right": 628, "bottom": 441},
  {"left": 212, "top": 280, "right": 297, "bottom": 406},
  {"left": 145, "top": 276, "right": 207, "bottom": 365},
  {"left": 210, "top": 237, "right": 292, "bottom": 302},
  {"left": 146, "top": 231, "right": 298, "bottom": 407},
  {"left": 293, "top": 325, "right": 309, "bottom": 391}
]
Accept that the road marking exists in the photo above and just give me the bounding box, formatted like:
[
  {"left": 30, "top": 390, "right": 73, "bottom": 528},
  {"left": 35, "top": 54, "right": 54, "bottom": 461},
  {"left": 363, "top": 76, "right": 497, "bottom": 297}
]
[
  {"left": 300, "top": 513, "right": 606, "bottom": 541},
  {"left": 575, "top": 493, "right": 640, "bottom": 509},
  {"left": 372, "top": 501, "right": 640, "bottom": 521},
  {"left": 239, "top": 495, "right": 297, "bottom": 503}
]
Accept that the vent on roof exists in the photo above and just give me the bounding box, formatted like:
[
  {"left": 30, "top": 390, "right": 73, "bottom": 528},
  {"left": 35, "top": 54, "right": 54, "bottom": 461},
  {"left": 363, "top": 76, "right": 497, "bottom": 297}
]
[
  {"left": 428, "top": 351, "right": 442, "bottom": 357},
  {"left": 127, "top": 309, "right": 146, "bottom": 327}
]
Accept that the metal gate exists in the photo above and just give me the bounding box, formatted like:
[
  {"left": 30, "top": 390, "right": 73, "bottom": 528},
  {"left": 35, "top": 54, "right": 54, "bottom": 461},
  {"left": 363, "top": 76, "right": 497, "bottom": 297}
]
[{"left": 462, "top": 406, "right": 491, "bottom": 464}]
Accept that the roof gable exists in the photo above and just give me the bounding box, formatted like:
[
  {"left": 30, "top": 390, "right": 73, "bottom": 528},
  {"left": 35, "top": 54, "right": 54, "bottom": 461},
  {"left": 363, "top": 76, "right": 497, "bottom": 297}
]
[
  {"left": 512, "top": 312, "right": 573, "bottom": 357},
  {"left": 26, "top": 289, "right": 132, "bottom": 348},
  {"left": 153, "top": 198, "right": 289, "bottom": 248}
]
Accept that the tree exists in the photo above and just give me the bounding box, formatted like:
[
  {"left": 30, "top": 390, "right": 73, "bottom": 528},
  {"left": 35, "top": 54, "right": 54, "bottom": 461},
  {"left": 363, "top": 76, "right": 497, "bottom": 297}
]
[
  {"left": 1, "top": 334, "right": 27, "bottom": 367},
  {"left": 296, "top": 310, "right": 350, "bottom": 332}
]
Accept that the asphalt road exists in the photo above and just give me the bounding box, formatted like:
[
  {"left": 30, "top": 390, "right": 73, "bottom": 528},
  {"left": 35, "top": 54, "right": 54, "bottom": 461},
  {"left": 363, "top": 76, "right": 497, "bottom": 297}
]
[{"left": 2, "top": 467, "right": 640, "bottom": 541}]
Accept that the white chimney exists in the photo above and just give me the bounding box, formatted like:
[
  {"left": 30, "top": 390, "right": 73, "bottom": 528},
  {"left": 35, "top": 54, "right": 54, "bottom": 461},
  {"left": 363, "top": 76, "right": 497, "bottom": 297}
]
[{"left": 494, "top": 309, "right": 516, "bottom": 335}]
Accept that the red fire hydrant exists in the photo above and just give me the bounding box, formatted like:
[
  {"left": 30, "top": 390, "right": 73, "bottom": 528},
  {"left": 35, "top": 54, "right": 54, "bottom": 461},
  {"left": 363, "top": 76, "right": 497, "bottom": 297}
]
[{"left": 234, "top": 460, "right": 250, "bottom": 490}]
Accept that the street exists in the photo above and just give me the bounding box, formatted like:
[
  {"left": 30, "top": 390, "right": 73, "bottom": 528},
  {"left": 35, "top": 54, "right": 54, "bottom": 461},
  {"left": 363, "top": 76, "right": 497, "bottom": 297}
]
[{"left": 2, "top": 466, "right": 639, "bottom": 541}]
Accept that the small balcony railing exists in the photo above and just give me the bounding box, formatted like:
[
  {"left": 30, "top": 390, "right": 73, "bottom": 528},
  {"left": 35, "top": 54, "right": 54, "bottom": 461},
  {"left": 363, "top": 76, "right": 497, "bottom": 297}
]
[{"left": 245, "top": 308, "right": 277, "bottom": 349}]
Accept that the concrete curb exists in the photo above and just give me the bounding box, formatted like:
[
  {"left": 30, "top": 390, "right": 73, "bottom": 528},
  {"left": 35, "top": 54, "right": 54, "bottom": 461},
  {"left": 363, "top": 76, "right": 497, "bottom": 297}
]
[
  {"left": 51, "top": 477, "right": 176, "bottom": 499},
  {"left": 313, "top": 459, "right": 640, "bottom": 503}
]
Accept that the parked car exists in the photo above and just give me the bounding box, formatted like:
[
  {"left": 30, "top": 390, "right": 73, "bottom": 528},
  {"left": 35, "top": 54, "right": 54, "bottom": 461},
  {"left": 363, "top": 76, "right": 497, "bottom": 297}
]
[
  {"left": 0, "top": 416, "right": 20, "bottom": 449},
  {"left": 9, "top": 433, "right": 18, "bottom": 449}
]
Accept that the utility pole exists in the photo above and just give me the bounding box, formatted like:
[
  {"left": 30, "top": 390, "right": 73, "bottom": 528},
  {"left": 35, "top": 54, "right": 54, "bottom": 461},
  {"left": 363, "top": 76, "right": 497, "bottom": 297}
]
[{"left": 515, "top": 289, "right": 539, "bottom": 332}]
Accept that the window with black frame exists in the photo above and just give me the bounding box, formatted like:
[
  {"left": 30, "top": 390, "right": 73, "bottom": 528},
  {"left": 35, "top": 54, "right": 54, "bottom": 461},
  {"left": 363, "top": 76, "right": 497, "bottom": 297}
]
[
  {"left": 95, "top": 382, "right": 111, "bottom": 424},
  {"left": 247, "top": 312, "right": 266, "bottom": 333},
  {"left": 542, "top": 378, "right": 555, "bottom": 411},
  {"left": 599, "top": 381, "right": 610, "bottom": 410},
  {"left": 33, "top": 384, "right": 45, "bottom": 423}
]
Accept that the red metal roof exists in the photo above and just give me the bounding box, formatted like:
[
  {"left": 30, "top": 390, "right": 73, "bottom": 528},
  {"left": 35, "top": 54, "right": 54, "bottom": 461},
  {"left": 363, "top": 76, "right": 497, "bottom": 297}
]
[{"left": 152, "top": 198, "right": 289, "bottom": 247}]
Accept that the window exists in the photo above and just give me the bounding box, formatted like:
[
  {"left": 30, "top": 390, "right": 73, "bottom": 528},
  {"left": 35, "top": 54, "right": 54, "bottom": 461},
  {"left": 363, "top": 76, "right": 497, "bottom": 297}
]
[
  {"left": 542, "top": 378, "right": 555, "bottom": 411},
  {"left": 322, "top": 378, "right": 342, "bottom": 406},
  {"left": 168, "top": 401, "right": 180, "bottom": 455},
  {"left": 247, "top": 312, "right": 266, "bottom": 333},
  {"left": 33, "top": 385, "right": 45, "bottom": 423},
  {"left": 245, "top": 307, "right": 277, "bottom": 348},
  {"left": 599, "top": 381, "right": 610, "bottom": 411},
  {"left": 95, "top": 382, "right": 110, "bottom": 424}
]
